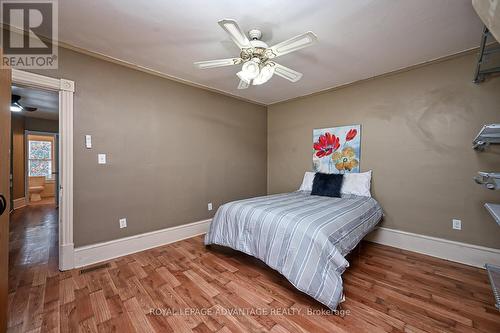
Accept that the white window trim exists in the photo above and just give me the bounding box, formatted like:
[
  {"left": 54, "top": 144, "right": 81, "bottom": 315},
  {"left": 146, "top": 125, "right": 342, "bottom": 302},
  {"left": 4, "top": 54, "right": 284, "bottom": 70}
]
[{"left": 12, "top": 69, "right": 75, "bottom": 270}]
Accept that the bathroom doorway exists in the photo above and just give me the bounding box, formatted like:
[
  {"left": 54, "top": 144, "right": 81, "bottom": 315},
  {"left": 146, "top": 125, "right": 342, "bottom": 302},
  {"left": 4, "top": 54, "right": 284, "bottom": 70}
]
[{"left": 25, "top": 131, "right": 59, "bottom": 206}]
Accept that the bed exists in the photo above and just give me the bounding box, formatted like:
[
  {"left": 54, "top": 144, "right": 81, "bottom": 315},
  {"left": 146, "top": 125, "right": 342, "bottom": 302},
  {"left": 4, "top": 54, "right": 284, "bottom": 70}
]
[{"left": 204, "top": 191, "right": 383, "bottom": 310}]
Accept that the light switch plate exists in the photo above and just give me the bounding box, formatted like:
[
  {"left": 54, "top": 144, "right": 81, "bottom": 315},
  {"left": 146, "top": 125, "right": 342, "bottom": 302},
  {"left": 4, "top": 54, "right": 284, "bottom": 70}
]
[
  {"left": 98, "top": 154, "right": 106, "bottom": 164},
  {"left": 85, "top": 135, "right": 92, "bottom": 148}
]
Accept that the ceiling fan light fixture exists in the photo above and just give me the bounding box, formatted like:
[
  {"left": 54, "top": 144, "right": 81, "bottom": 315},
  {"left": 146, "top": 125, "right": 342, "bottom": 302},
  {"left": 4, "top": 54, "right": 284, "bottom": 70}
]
[
  {"left": 10, "top": 104, "right": 22, "bottom": 112},
  {"left": 253, "top": 63, "right": 275, "bottom": 85},
  {"left": 241, "top": 59, "right": 260, "bottom": 79},
  {"left": 236, "top": 71, "right": 252, "bottom": 84},
  {"left": 194, "top": 19, "right": 317, "bottom": 89}
]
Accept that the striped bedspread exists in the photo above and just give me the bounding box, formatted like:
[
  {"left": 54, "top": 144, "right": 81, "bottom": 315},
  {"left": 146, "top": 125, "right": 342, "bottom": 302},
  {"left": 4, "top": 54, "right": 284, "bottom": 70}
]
[{"left": 204, "top": 191, "right": 383, "bottom": 310}]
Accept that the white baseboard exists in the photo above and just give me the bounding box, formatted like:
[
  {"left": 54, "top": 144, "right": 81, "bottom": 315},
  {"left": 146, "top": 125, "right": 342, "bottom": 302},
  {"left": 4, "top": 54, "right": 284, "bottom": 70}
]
[
  {"left": 74, "top": 219, "right": 212, "bottom": 268},
  {"left": 365, "top": 227, "right": 500, "bottom": 268},
  {"left": 74, "top": 221, "right": 498, "bottom": 270},
  {"left": 13, "top": 197, "right": 26, "bottom": 210}
]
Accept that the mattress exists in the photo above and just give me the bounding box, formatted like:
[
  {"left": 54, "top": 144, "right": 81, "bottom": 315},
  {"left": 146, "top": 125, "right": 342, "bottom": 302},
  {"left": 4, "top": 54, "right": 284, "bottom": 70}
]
[{"left": 204, "top": 191, "right": 383, "bottom": 310}]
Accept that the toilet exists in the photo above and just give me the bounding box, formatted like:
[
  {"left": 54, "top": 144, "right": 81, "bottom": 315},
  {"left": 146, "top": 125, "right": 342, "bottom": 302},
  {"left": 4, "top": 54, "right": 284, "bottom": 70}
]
[{"left": 29, "top": 176, "right": 46, "bottom": 202}]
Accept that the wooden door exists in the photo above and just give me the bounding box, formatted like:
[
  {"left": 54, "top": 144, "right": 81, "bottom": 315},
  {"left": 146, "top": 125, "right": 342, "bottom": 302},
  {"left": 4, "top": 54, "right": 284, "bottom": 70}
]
[{"left": 0, "top": 51, "right": 12, "bottom": 333}]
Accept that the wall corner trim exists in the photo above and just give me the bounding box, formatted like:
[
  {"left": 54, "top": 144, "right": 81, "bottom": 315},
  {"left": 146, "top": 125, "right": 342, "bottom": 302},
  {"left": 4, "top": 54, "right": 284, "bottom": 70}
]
[
  {"left": 60, "top": 243, "right": 75, "bottom": 269},
  {"left": 365, "top": 227, "right": 500, "bottom": 268},
  {"left": 74, "top": 218, "right": 212, "bottom": 268}
]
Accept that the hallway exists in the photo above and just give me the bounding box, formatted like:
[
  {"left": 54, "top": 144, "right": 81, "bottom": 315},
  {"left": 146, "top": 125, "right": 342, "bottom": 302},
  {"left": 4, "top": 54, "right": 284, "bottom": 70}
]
[{"left": 8, "top": 205, "right": 58, "bottom": 331}]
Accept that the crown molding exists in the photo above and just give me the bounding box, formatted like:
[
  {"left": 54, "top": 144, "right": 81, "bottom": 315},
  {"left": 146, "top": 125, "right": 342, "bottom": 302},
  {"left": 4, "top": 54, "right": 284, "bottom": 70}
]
[
  {"left": 2, "top": 24, "right": 265, "bottom": 106},
  {"left": 268, "top": 46, "right": 483, "bottom": 106},
  {"left": 57, "top": 41, "right": 267, "bottom": 107},
  {"left": 5, "top": 23, "right": 487, "bottom": 107},
  {"left": 61, "top": 42, "right": 482, "bottom": 108}
]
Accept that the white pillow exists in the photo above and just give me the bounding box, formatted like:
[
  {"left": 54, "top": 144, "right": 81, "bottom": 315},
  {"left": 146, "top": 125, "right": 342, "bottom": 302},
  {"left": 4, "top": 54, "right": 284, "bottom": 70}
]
[
  {"left": 298, "top": 171, "right": 316, "bottom": 191},
  {"left": 341, "top": 171, "right": 372, "bottom": 197}
]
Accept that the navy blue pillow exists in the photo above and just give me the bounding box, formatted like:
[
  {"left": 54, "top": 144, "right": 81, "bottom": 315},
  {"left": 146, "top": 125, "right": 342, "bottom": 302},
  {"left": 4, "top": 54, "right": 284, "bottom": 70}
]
[{"left": 311, "top": 173, "right": 344, "bottom": 198}]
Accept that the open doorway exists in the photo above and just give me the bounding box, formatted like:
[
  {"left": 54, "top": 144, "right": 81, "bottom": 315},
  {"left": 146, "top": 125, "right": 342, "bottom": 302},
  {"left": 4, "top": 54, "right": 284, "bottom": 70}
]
[
  {"left": 10, "top": 69, "right": 75, "bottom": 272},
  {"left": 10, "top": 85, "right": 59, "bottom": 209},
  {"left": 9, "top": 85, "right": 60, "bottom": 287}
]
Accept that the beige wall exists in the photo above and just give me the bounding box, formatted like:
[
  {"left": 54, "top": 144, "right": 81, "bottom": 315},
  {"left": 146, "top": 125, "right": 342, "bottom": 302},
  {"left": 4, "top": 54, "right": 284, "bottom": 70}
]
[
  {"left": 31, "top": 47, "right": 267, "bottom": 247},
  {"left": 268, "top": 54, "right": 500, "bottom": 249},
  {"left": 25, "top": 48, "right": 497, "bottom": 249},
  {"left": 25, "top": 117, "right": 59, "bottom": 132}
]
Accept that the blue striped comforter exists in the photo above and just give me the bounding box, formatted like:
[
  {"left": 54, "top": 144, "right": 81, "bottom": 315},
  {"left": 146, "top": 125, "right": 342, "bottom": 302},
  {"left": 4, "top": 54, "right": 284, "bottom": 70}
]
[{"left": 204, "top": 191, "right": 383, "bottom": 310}]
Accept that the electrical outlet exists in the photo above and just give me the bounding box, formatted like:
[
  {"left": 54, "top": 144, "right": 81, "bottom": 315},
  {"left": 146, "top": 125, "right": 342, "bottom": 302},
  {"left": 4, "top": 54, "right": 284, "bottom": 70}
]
[
  {"left": 98, "top": 153, "right": 106, "bottom": 164},
  {"left": 452, "top": 219, "right": 461, "bottom": 230},
  {"left": 119, "top": 218, "right": 127, "bottom": 228},
  {"left": 208, "top": 203, "right": 213, "bottom": 211}
]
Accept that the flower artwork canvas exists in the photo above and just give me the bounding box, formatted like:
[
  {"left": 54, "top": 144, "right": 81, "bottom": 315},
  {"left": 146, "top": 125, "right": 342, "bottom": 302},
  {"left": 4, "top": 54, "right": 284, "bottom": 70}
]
[{"left": 313, "top": 125, "right": 361, "bottom": 174}]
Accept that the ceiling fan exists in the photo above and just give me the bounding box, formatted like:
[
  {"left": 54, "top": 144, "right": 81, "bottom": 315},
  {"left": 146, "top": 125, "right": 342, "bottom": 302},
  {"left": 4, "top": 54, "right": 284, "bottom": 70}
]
[
  {"left": 11, "top": 94, "right": 37, "bottom": 112},
  {"left": 194, "top": 19, "right": 318, "bottom": 89}
]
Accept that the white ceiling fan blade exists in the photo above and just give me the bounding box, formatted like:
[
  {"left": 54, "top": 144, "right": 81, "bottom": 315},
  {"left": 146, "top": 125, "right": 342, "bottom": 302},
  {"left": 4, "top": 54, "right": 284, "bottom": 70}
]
[
  {"left": 268, "top": 32, "right": 318, "bottom": 58},
  {"left": 194, "top": 58, "right": 241, "bottom": 69},
  {"left": 237, "top": 79, "right": 249, "bottom": 89},
  {"left": 218, "top": 19, "right": 252, "bottom": 49},
  {"left": 274, "top": 63, "right": 303, "bottom": 82}
]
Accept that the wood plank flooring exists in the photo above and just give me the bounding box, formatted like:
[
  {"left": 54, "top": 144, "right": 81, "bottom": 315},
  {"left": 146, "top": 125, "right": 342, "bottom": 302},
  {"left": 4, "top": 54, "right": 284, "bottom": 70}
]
[{"left": 8, "top": 205, "right": 500, "bottom": 332}]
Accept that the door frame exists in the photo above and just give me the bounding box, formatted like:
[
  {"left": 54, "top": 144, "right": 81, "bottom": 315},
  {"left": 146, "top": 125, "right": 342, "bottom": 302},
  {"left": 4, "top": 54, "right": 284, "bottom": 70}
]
[{"left": 12, "top": 69, "right": 75, "bottom": 271}]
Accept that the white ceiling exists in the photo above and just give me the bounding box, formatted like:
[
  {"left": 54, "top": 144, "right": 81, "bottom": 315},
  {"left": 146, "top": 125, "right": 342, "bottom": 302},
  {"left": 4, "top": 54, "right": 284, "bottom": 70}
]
[
  {"left": 12, "top": 85, "right": 59, "bottom": 120},
  {"left": 59, "top": 0, "right": 483, "bottom": 105}
]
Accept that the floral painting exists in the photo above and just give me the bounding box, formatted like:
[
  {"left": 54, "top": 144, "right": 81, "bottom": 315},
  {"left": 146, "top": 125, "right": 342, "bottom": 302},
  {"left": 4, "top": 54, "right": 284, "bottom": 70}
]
[{"left": 313, "top": 125, "right": 361, "bottom": 173}]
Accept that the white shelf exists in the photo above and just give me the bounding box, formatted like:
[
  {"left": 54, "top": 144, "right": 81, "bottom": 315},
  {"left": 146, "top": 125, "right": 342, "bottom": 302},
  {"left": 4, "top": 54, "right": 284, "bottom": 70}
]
[
  {"left": 473, "top": 124, "right": 500, "bottom": 310},
  {"left": 485, "top": 264, "right": 500, "bottom": 310},
  {"left": 478, "top": 172, "right": 500, "bottom": 178},
  {"left": 473, "top": 124, "right": 500, "bottom": 150},
  {"left": 475, "top": 172, "right": 500, "bottom": 190},
  {"left": 485, "top": 203, "right": 500, "bottom": 226}
]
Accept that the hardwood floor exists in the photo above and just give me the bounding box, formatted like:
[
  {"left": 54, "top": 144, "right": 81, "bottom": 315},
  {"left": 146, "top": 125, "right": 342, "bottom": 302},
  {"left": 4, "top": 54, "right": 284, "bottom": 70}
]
[{"left": 8, "top": 205, "right": 500, "bottom": 332}]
